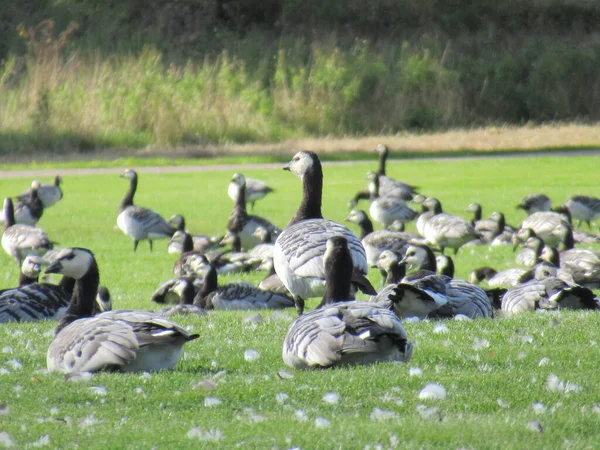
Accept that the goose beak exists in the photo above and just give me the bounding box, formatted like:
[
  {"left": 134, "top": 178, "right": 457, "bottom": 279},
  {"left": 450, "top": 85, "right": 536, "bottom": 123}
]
[
  {"left": 283, "top": 162, "right": 291, "bottom": 171},
  {"left": 45, "top": 260, "right": 63, "bottom": 274}
]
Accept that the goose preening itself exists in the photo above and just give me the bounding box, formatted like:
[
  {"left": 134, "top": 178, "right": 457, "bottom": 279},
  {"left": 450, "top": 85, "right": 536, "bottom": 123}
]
[
  {"left": 377, "top": 244, "right": 493, "bottom": 319},
  {"left": 2, "top": 198, "right": 53, "bottom": 265},
  {"left": 152, "top": 278, "right": 208, "bottom": 317},
  {"left": 273, "top": 151, "right": 374, "bottom": 315},
  {"left": 45, "top": 247, "right": 199, "bottom": 373},
  {"left": 420, "top": 198, "right": 479, "bottom": 254},
  {"left": 282, "top": 236, "right": 413, "bottom": 369},
  {"left": 516, "top": 193, "right": 552, "bottom": 215},
  {"left": 564, "top": 195, "right": 600, "bottom": 229},
  {"left": 366, "top": 172, "right": 418, "bottom": 229},
  {"left": 17, "top": 176, "right": 63, "bottom": 209},
  {"left": 227, "top": 173, "right": 281, "bottom": 250},
  {"left": 117, "top": 169, "right": 176, "bottom": 252},
  {"left": 192, "top": 255, "right": 295, "bottom": 310},
  {"left": 227, "top": 175, "right": 273, "bottom": 211}
]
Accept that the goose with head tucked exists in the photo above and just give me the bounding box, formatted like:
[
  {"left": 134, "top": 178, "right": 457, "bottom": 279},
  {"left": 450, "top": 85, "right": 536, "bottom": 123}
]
[
  {"left": 117, "top": 169, "right": 176, "bottom": 252},
  {"left": 366, "top": 172, "right": 418, "bottom": 229},
  {"left": 2, "top": 198, "right": 53, "bottom": 266},
  {"left": 228, "top": 175, "right": 273, "bottom": 211},
  {"left": 516, "top": 193, "right": 552, "bottom": 215},
  {"left": 282, "top": 235, "right": 413, "bottom": 369},
  {"left": 273, "top": 151, "right": 375, "bottom": 315},
  {"left": 192, "top": 255, "right": 295, "bottom": 310},
  {"left": 227, "top": 173, "right": 281, "bottom": 250},
  {"left": 564, "top": 195, "right": 600, "bottom": 229},
  {"left": 45, "top": 247, "right": 199, "bottom": 373}
]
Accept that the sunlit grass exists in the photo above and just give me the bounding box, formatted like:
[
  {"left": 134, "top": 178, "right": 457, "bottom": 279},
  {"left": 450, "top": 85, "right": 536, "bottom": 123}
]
[{"left": 1, "top": 155, "right": 600, "bottom": 448}]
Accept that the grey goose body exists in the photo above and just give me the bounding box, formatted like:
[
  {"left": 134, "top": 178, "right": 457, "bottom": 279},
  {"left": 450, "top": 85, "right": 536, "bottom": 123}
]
[
  {"left": 17, "top": 176, "right": 63, "bottom": 209},
  {"left": 227, "top": 176, "right": 273, "bottom": 210},
  {"left": 564, "top": 195, "right": 600, "bottom": 228},
  {"left": 516, "top": 193, "right": 552, "bottom": 215}
]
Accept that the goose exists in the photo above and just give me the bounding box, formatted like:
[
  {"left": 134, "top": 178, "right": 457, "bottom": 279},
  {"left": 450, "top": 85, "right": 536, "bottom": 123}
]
[
  {"left": 45, "top": 247, "right": 199, "bottom": 373},
  {"left": 421, "top": 198, "right": 479, "bottom": 254},
  {"left": 499, "top": 273, "right": 599, "bottom": 316},
  {"left": 12, "top": 181, "right": 45, "bottom": 225},
  {"left": 366, "top": 172, "right": 418, "bottom": 229},
  {"left": 227, "top": 173, "right": 281, "bottom": 250},
  {"left": 153, "top": 278, "right": 208, "bottom": 317},
  {"left": 192, "top": 255, "right": 295, "bottom": 310},
  {"left": 515, "top": 235, "right": 545, "bottom": 267},
  {"left": 469, "top": 267, "right": 528, "bottom": 288},
  {"left": 378, "top": 244, "right": 493, "bottom": 319},
  {"left": 248, "top": 226, "right": 275, "bottom": 263},
  {"left": 564, "top": 195, "right": 600, "bottom": 229},
  {"left": 17, "top": 176, "right": 63, "bottom": 209},
  {"left": 345, "top": 209, "right": 415, "bottom": 269},
  {"left": 465, "top": 205, "right": 511, "bottom": 245},
  {"left": 376, "top": 250, "right": 407, "bottom": 286},
  {"left": 227, "top": 175, "right": 273, "bottom": 211},
  {"left": 2, "top": 198, "right": 53, "bottom": 265},
  {"left": 117, "top": 169, "right": 176, "bottom": 251},
  {"left": 167, "top": 215, "right": 221, "bottom": 254},
  {"left": 257, "top": 258, "right": 289, "bottom": 295},
  {"left": 282, "top": 235, "right": 413, "bottom": 369},
  {"left": 18, "top": 255, "right": 43, "bottom": 286},
  {"left": 95, "top": 286, "right": 112, "bottom": 313},
  {"left": 540, "top": 240, "right": 600, "bottom": 288},
  {"left": 273, "top": 151, "right": 375, "bottom": 314},
  {"left": 517, "top": 211, "right": 570, "bottom": 247},
  {"left": 373, "top": 144, "right": 418, "bottom": 200},
  {"left": 516, "top": 193, "right": 552, "bottom": 215},
  {"left": 435, "top": 255, "right": 454, "bottom": 277}
]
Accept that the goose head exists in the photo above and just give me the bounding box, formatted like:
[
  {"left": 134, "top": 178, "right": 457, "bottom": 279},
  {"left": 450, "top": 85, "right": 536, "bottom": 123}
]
[
  {"left": 120, "top": 168, "right": 137, "bottom": 180},
  {"left": 169, "top": 214, "right": 186, "bottom": 231},
  {"left": 465, "top": 203, "right": 482, "bottom": 214},
  {"left": 422, "top": 197, "right": 442, "bottom": 214},
  {"left": 400, "top": 244, "right": 435, "bottom": 271},
  {"left": 21, "top": 255, "right": 42, "bottom": 279},
  {"left": 376, "top": 250, "right": 400, "bottom": 272},
  {"left": 534, "top": 261, "right": 558, "bottom": 280},
  {"left": 283, "top": 151, "right": 319, "bottom": 179},
  {"left": 436, "top": 255, "right": 454, "bottom": 277},
  {"left": 252, "top": 226, "right": 271, "bottom": 243},
  {"left": 345, "top": 209, "right": 368, "bottom": 225},
  {"left": 374, "top": 144, "right": 389, "bottom": 155},
  {"left": 54, "top": 175, "right": 62, "bottom": 187},
  {"left": 44, "top": 248, "right": 96, "bottom": 280},
  {"left": 540, "top": 246, "right": 560, "bottom": 266},
  {"left": 230, "top": 173, "right": 246, "bottom": 189},
  {"left": 95, "top": 286, "right": 112, "bottom": 312}
]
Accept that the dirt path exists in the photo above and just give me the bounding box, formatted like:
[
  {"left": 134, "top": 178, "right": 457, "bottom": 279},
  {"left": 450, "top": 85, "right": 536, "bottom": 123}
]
[{"left": 1, "top": 149, "right": 598, "bottom": 179}]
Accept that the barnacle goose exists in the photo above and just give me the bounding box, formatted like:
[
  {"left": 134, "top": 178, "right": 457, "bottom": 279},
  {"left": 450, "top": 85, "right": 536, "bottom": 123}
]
[
  {"left": 514, "top": 234, "right": 545, "bottom": 267},
  {"left": 469, "top": 267, "right": 528, "bottom": 288},
  {"left": 516, "top": 193, "right": 552, "bottom": 215},
  {"left": 167, "top": 215, "right": 221, "bottom": 254},
  {"left": 540, "top": 237, "right": 600, "bottom": 288},
  {"left": 465, "top": 205, "right": 511, "bottom": 245},
  {"left": 227, "top": 173, "right": 281, "bottom": 250},
  {"left": 257, "top": 258, "right": 289, "bottom": 295},
  {"left": 282, "top": 236, "right": 413, "bottom": 369},
  {"left": 227, "top": 175, "right": 273, "bottom": 211},
  {"left": 2, "top": 198, "right": 53, "bottom": 265},
  {"left": 17, "top": 176, "right": 63, "bottom": 209},
  {"left": 564, "top": 195, "right": 600, "bottom": 229},
  {"left": 366, "top": 172, "right": 418, "bottom": 229},
  {"left": 435, "top": 255, "right": 455, "bottom": 277},
  {"left": 345, "top": 209, "right": 415, "bottom": 269},
  {"left": 376, "top": 250, "right": 407, "bottom": 286},
  {"left": 192, "top": 255, "right": 295, "bottom": 310},
  {"left": 517, "top": 211, "right": 570, "bottom": 247},
  {"left": 377, "top": 244, "right": 493, "bottom": 319},
  {"left": 11, "top": 181, "right": 45, "bottom": 225},
  {"left": 373, "top": 144, "right": 418, "bottom": 200},
  {"left": 152, "top": 278, "right": 208, "bottom": 317},
  {"left": 117, "top": 169, "right": 176, "bottom": 252},
  {"left": 273, "top": 151, "right": 375, "bottom": 315},
  {"left": 420, "top": 198, "right": 479, "bottom": 254},
  {"left": 46, "top": 247, "right": 199, "bottom": 373}
]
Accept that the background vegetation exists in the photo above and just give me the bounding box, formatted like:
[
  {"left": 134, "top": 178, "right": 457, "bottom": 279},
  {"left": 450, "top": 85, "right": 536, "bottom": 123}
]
[{"left": 1, "top": 0, "right": 600, "bottom": 155}]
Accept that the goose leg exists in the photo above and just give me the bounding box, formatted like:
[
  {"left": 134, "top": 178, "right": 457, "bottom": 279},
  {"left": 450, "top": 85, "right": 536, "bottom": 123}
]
[
  {"left": 250, "top": 200, "right": 255, "bottom": 212},
  {"left": 294, "top": 296, "right": 305, "bottom": 316},
  {"left": 148, "top": 240, "right": 153, "bottom": 252},
  {"left": 133, "top": 240, "right": 139, "bottom": 252}
]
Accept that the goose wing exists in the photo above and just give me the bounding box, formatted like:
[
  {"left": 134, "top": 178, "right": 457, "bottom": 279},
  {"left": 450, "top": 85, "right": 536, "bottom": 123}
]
[
  {"left": 501, "top": 281, "right": 547, "bottom": 315},
  {"left": 122, "top": 206, "right": 175, "bottom": 236},
  {"left": 443, "top": 278, "right": 493, "bottom": 318},
  {"left": 0, "top": 284, "right": 69, "bottom": 323},
  {"left": 425, "top": 214, "right": 477, "bottom": 240},
  {"left": 207, "top": 284, "right": 295, "bottom": 310},
  {"left": 3, "top": 225, "right": 51, "bottom": 250}
]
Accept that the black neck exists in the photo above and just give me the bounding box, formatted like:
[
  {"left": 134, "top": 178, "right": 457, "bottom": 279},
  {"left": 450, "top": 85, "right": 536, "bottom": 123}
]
[
  {"left": 561, "top": 229, "right": 574, "bottom": 250},
  {"left": 54, "top": 176, "right": 61, "bottom": 187},
  {"left": 358, "top": 216, "right": 374, "bottom": 239},
  {"left": 386, "top": 262, "right": 406, "bottom": 284},
  {"left": 4, "top": 200, "right": 15, "bottom": 229},
  {"left": 120, "top": 175, "right": 137, "bottom": 211},
  {"left": 289, "top": 160, "right": 323, "bottom": 225},
  {"left": 55, "top": 261, "right": 100, "bottom": 334},
  {"left": 369, "top": 176, "right": 380, "bottom": 200},
  {"left": 234, "top": 182, "right": 248, "bottom": 215},
  {"left": 19, "top": 272, "right": 38, "bottom": 287},
  {"left": 377, "top": 149, "right": 388, "bottom": 176},
  {"left": 182, "top": 233, "right": 194, "bottom": 253},
  {"left": 180, "top": 280, "right": 195, "bottom": 305},
  {"left": 231, "top": 235, "right": 241, "bottom": 252},
  {"left": 195, "top": 264, "right": 218, "bottom": 309},
  {"left": 472, "top": 206, "right": 482, "bottom": 222},
  {"left": 495, "top": 213, "right": 506, "bottom": 236},
  {"left": 59, "top": 276, "right": 76, "bottom": 297},
  {"left": 421, "top": 246, "right": 438, "bottom": 272},
  {"left": 431, "top": 201, "right": 443, "bottom": 215},
  {"left": 323, "top": 247, "right": 353, "bottom": 304},
  {"left": 438, "top": 258, "right": 455, "bottom": 277}
]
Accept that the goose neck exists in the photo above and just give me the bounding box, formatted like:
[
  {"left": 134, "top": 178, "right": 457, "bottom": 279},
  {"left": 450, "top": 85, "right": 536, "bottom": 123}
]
[
  {"left": 377, "top": 149, "right": 388, "bottom": 176},
  {"left": 289, "top": 164, "right": 323, "bottom": 225},
  {"left": 387, "top": 262, "right": 406, "bottom": 284},
  {"left": 3, "top": 200, "right": 15, "bottom": 229},
  {"left": 195, "top": 265, "right": 218, "bottom": 309},
  {"left": 55, "top": 261, "right": 100, "bottom": 334},
  {"left": 359, "top": 217, "right": 374, "bottom": 239},
  {"left": 120, "top": 175, "right": 137, "bottom": 211},
  {"left": 323, "top": 247, "right": 353, "bottom": 304}
]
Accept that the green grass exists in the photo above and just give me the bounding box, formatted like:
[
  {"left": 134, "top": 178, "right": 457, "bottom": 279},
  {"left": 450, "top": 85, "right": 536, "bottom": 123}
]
[{"left": 1, "top": 155, "right": 600, "bottom": 448}]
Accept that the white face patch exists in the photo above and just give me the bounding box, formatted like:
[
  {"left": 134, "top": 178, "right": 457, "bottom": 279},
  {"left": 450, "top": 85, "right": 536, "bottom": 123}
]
[
  {"left": 54, "top": 249, "right": 95, "bottom": 280},
  {"left": 231, "top": 173, "right": 245, "bottom": 187},
  {"left": 288, "top": 152, "right": 313, "bottom": 178},
  {"left": 121, "top": 169, "right": 136, "bottom": 180}
]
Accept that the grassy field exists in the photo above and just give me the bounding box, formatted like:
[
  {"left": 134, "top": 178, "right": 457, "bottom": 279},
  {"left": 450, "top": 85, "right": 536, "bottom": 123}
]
[{"left": 1, "top": 154, "right": 600, "bottom": 448}]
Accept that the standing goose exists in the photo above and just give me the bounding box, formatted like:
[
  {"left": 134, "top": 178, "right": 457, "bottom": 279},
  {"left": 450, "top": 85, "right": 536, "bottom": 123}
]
[
  {"left": 421, "top": 198, "right": 479, "bottom": 254},
  {"left": 227, "top": 175, "right": 273, "bottom": 211},
  {"left": 117, "top": 169, "right": 176, "bottom": 252},
  {"left": 2, "top": 198, "right": 53, "bottom": 265},
  {"left": 18, "top": 176, "right": 63, "bottom": 209},
  {"left": 273, "top": 151, "right": 375, "bottom": 315},
  {"left": 373, "top": 144, "right": 418, "bottom": 200},
  {"left": 516, "top": 193, "right": 552, "bottom": 215},
  {"left": 282, "top": 236, "right": 413, "bottom": 369},
  {"left": 12, "top": 181, "right": 45, "bottom": 226},
  {"left": 564, "top": 195, "right": 600, "bottom": 229},
  {"left": 227, "top": 173, "right": 281, "bottom": 250},
  {"left": 366, "top": 172, "right": 418, "bottom": 229},
  {"left": 46, "top": 247, "right": 199, "bottom": 373},
  {"left": 192, "top": 255, "right": 295, "bottom": 310}
]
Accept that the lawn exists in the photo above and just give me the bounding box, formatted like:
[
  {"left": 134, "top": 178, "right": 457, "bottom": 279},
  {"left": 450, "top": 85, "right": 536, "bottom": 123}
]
[{"left": 1, "top": 154, "right": 600, "bottom": 449}]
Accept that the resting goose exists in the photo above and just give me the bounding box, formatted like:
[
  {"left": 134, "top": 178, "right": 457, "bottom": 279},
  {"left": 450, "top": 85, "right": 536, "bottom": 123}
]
[
  {"left": 2, "top": 198, "right": 53, "bottom": 265},
  {"left": 366, "top": 172, "right": 418, "bottom": 229},
  {"left": 345, "top": 209, "right": 415, "bottom": 269},
  {"left": 517, "top": 211, "right": 570, "bottom": 247},
  {"left": 227, "top": 175, "right": 273, "bottom": 211},
  {"left": 46, "top": 247, "right": 199, "bottom": 373},
  {"left": 379, "top": 244, "right": 493, "bottom": 319},
  {"left": 167, "top": 215, "right": 221, "bottom": 254},
  {"left": 540, "top": 237, "right": 600, "bottom": 288},
  {"left": 273, "top": 151, "right": 375, "bottom": 314},
  {"left": 117, "top": 169, "right": 176, "bottom": 251},
  {"left": 516, "top": 193, "right": 552, "bottom": 215},
  {"left": 192, "top": 255, "right": 295, "bottom": 310},
  {"left": 421, "top": 198, "right": 479, "bottom": 254},
  {"left": 515, "top": 235, "right": 545, "bottom": 267},
  {"left": 227, "top": 173, "right": 281, "bottom": 250},
  {"left": 469, "top": 267, "right": 528, "bottom": 288},
  {"left": 153, "top": 278, "right": 208, "bottom": 317},
  {"left": 564, "top": 195, "right": 600, "bottom": 229},
  {"left": 282, "top": 236, "right": 413, "bottom": 369}
]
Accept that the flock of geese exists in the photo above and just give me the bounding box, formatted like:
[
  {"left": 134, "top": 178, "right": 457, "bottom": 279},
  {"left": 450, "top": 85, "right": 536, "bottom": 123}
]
[{"left": 2, "top": 145, "right": 600, "bottom": 374}]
